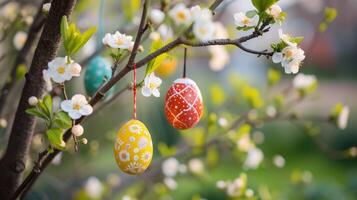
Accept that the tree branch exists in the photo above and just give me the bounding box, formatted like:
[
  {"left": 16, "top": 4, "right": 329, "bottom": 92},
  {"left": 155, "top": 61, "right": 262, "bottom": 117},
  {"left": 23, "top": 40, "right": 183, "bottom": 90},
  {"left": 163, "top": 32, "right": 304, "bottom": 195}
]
[
  {"left": 13, "top": 0, "right": 271, "bottom": 197},
  {"left": 0, "top": 0, "right": 77, "bottom": 199},
  {"left": 0, "top": 0, "right": 48, "bottom": 117}
]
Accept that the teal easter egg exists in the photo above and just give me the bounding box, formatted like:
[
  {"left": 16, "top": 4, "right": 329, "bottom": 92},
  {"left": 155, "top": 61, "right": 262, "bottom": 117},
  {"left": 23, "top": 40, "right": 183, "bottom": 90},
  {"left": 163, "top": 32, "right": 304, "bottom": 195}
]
[{"left": 84, "top": 56, "right": 113, "bottom": 97}]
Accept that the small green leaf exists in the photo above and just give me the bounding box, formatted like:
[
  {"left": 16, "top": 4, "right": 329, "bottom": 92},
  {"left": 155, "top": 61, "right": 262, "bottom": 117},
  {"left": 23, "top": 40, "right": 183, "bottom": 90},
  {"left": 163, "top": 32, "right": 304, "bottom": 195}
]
[
  {"left": 71, "top": 26, "right": 97, "bottom": 55},
  {"left": 26, "top": 108, "right": 49, "bottom": 120},
  {"left": 143, "top": 39, "right": 169, "bottom": 80},
  {"left": 324, "top": 7, "right": 337, "bottom": 23},
  {"left": 290, "top": 36, "right": 304, "bottom": 45},
  {"left": 236, "top": 26, "right": 255, "bottom": 31},
  {"left": 246, "top": 10, "right": 258, "bottom": 18},
  {"left": 46, "top": 128, "right": 66, "bottom": 150},
  {"left": 37, "top": 100, "right": 51, "bottom": 120},
  {"left": 43, "top": 95, "right": 52, "bottom": 115},
  {"left": 252, "top": 0, "right": 277, "bottom": 13},
  {"left": 53, "top": 111, "right": 72, "bottom": 129}
]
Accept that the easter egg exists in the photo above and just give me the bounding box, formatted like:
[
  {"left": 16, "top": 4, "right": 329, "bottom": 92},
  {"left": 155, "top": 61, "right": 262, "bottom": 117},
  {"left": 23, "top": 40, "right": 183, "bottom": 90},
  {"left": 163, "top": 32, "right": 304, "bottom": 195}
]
[
  {"left": 164, "top": 78, "right": 204, "bottom": 129},
  {"left": 84, "top": 56, "right": 113, "bottom": 96},
  {"left": 114, "top": 120, "right": 153, "bottom": 175},
  {"left": 155, "top": 57, "right": 177, "bottom": 77}
]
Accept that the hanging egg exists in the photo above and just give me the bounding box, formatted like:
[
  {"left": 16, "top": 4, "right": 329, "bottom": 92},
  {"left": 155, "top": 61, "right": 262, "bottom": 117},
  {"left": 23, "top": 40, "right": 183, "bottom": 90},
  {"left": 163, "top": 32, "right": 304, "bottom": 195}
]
[
  {"left": 114, "top": 119, "right": 153, "bottom": 175},
  {"left": 84, "top": 56, "right": 113, "bottom": 96},
  {"left": 155, "top": 57, "right": 178, "bottom": 77},
  {"left": 164, "top": 78, "right": 204, "bottom": 129}
]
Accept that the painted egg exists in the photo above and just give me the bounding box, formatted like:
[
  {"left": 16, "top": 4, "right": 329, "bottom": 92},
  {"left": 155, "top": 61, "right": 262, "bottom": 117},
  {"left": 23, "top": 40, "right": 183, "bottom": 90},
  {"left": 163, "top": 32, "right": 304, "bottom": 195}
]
[
  {"left": 155, "top": 57, "right": 177, "bottom": 77},
  {"left": 114, "top": 119, "right": 153, "bottom": 175},
  {"left": 84, "top": 56, "right": 113, "bottom": 96},
  {"left": 164, "top": 78, "right": 204, "bottom": 129}
]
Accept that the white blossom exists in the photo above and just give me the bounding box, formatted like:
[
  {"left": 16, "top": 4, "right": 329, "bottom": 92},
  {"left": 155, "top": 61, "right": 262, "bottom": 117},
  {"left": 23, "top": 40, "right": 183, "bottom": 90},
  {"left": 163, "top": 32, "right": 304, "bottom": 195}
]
[
  {"left": 293, "top": 74, "right": 317, "bottom": 89},
  {"left": 82, "top": 138, "right": 88, "bottom": 144},
  {"left": 72, "top": 124, "right": 84, "bottom": 137},
  {"left": 42, "top": 70, "right": 53, "bottom": 91},
  {"left": 338, "top": 106, "right": 349, "bottom": 130},
  {"left": 141, "top": 73, "right": 162, "bottom": 97},
  {"left": 42, "top": 3, "right": 51, "bottom": 12},
  {"left": 61, "top": 94, "right": 93, "bottom": 120},
  {"left": 157, "top": 24, "right": 174, "bottom": 41},
  {"left": 13, "top": 31, "right": 27, "bottom": 50},
  {"left": 169, "top": 3, "right": 191, "bottom": 26},
  {"left": 266, "top": 4, "right": 282, "bottom": 21},
  {"left": 226, "top": 174, "right": 247, "bottom": 197},
  {"left": 150, "top": 9, "right": 165, "bottom": 24},
  {"left": 84, "top": 177, "right": 103, "bottom": 199},
  {"left": 164, "top": 177, "right": 178, "bottom": 190},
  {"left": 273, "top": 155, "right": 285, "bottom": 168},
  {"left": 233, "top": 12, "right": 258, "bottom": 27},
  {"left": 237, "top": 134, "right": 254, "bottom": 152},
  {"left": 244, "top": 148, "right": 263, "bottom": 169},
  {"left": 43, "top": 57, "right": 81, "bottom": 84},
  {"left": 102, "top": 31, "right": 133, "bottom": 49},
  {"left": 162, "top": 157, "right": 179, "bottom": 177},
  {"left": 245, "top": 188, "right": 254, "bottom": 198},
  {"left": 193, "top": 20, "right": 215, "bottom": 41},
  {"left": 190, "top": 5, "right": 212, "bottom": 22},
  {"left": 28, "top": 96, "right": 38, "bottom": 106},
  {"left": 273, "top": 40, "right": 305, "bottom": 74},
  {"left": 208, "top": 23, "right": 229, "bottom": 71},
  {"left": 0, "top": 2, "right": 18, "bottom": 21},
  {"left": 279, "top": 28, "right": 297, "bottom": 47},
  {"left": 216, "top": 180, "right": 226, "bottom": 189},
  {"left": 188, "top": 158, "right": 204, "bottom": 174}
]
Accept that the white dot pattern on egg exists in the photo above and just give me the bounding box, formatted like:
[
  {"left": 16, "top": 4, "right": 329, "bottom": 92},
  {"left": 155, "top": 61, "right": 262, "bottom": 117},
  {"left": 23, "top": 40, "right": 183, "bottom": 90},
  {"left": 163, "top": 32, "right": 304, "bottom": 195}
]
[{"left": 114, "top": 119, "right": 153, "bottom": 175}]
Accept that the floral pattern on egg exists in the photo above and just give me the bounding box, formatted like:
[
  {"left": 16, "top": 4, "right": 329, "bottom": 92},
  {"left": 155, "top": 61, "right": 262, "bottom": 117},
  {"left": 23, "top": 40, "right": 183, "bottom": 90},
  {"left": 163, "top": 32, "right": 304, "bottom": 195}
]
[{"left": 114, "top": 119, "right": 153, "bottom": 175}]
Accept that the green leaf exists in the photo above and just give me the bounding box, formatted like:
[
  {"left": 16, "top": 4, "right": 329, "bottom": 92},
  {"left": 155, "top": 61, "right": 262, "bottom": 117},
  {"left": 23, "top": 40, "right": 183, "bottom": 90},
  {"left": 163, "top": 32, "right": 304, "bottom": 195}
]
[
  {"left": 290, "top": 36, "right": 304, "bottom": 45},
  {"left": 236, "top": 26, "right": 255, "bottom": 31},
  {"left": 37, "top": 100, "right": 51, "bottom": 119},
  {"left": 71, "top": 26, "right": 97, "bottom": 55},
  {"left": 43, "top": 95, "right": 52, "bottom": 115},
  {"left": 246, "top": 10, "right": 258, "bottom": 18},
  {"left": 46, "top": 128, "right": 66, "bottom": 150},
  {"left": 26, "top": 108, "right": 49, "bottom": 120},
  {"left": 252, "top": 0, "right": 278, "bottom": 13},
  {"left": 53, "top": 111, "right": 72, "bottom": 129},
  {"left": 143, "top": 39, "right": 169, "bottom": 79}
]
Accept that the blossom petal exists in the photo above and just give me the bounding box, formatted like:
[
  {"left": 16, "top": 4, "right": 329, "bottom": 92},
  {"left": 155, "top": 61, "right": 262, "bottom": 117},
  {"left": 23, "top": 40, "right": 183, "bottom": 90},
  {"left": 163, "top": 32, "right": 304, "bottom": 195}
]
[
  {"left": 72, "top": 94, "right": 87, "bottom": 104},
  {"left": 61, "top": 100, "right": 73, "bottom": 112},
  {"left": 272, "top": 52, "right": 283, "bottom": 63},
  {"left": 79, "top": 105, "right": 93, "bottom": 116},
  {"left": 141, "top": 86, "right": 152, "bottom": 97},
  {"left": 152, "top": 89, "right": 160, "bottom": 97},
  {"left": 68, "top": 110, "right": 82, "bottom": 120}
]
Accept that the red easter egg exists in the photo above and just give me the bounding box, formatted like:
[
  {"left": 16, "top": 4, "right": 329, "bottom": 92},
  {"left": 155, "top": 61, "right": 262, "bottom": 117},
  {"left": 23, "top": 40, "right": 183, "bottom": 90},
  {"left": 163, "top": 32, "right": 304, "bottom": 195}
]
[{"left": 164, "top": 78, "right": 204, "bottom": 129}]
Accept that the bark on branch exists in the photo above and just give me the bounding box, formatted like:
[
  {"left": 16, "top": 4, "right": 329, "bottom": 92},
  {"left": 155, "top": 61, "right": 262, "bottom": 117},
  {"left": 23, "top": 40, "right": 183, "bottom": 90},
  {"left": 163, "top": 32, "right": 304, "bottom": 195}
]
[{"left": 0, "top": 0, "right": 76, "bottom": 199}]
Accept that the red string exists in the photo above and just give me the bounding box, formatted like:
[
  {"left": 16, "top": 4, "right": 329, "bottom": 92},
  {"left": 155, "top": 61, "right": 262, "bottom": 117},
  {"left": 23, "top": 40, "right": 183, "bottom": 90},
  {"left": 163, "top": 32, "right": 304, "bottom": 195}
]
[{"left": 133, "top": 63, "right": 137, "bottom": 120}]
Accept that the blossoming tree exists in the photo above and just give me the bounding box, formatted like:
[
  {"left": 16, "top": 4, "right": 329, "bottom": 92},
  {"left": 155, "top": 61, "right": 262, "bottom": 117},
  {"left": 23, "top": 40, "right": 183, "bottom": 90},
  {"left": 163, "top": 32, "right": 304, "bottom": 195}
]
[{"left": 0, "top": 0, "right": 352, "bottom": 199}]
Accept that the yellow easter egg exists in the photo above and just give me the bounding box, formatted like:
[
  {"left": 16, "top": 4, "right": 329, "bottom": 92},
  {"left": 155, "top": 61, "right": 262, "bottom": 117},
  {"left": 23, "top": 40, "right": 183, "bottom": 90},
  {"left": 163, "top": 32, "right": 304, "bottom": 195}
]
[
  {"left": 114, "top": 120, "right": 153, "bottom": 175},
  {"left": 155, "top": 57, "right": 177, "bottom": 77}
]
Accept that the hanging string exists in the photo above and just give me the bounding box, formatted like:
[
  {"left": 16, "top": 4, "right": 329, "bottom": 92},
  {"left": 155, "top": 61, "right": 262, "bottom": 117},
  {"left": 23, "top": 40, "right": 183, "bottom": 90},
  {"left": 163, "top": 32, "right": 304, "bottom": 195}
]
[
  {"left": 133, "top": 63, "right": 137, "bottom": 120},
  {"left": 183, "top": 47, "right": 187, "bottom": 78}
]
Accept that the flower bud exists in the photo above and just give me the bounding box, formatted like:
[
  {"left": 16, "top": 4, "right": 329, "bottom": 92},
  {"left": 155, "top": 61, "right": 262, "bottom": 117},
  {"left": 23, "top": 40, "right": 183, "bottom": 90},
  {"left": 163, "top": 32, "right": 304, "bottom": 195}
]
[
  {"left": 71, "top": 125, "right": 84, "bottom": 137},
  {"left": 82, "top": 138, "right": 88, "bottom": 144},
  {"left": 28, "top": 96, "right": 38, "bottom": 106},
  {"left": 0, "top": 118, "right": 7, "bottom": 128}
]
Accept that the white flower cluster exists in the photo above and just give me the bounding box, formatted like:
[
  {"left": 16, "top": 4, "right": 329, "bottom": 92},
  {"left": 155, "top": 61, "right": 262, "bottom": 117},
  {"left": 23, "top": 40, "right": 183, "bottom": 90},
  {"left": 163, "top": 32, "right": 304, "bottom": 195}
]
[
  {"left": 169, "top": 4, "right": 216, "bottom": 41},
  {"left": 217, "top": 173, "right": 254, "bottom": 198},
  {"left": 102, "top": 31, "right": 134, "bottom": 50},
  {"left": 141, "top": 73, "right": 162, "bottom": 97},
  {"left": 161, "top": 157, "right": 187, "bottom": 190},
  {"left": 272, "top": 29, "right": 305, "bottom": 74},
  {"left": 293, "top": 73, "right": 317, "bottom": 90}
]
